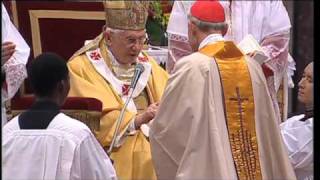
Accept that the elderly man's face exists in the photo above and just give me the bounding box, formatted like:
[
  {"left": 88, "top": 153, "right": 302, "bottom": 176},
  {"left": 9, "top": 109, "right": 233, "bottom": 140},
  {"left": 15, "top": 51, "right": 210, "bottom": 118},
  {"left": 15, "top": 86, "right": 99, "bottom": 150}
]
[{"left": 107, "top": 29, "right": 146, "bottom": 65}]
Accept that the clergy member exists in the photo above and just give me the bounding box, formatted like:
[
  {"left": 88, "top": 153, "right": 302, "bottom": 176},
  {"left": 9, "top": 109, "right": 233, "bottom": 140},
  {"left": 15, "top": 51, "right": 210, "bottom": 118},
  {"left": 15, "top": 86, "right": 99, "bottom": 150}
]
[
  {"left": 2, "top": 52, "right": 117, "bottom": 179},
  {"left": 67, "top": 1, "right": 168, "bottom": 179},
  {"left": 150, "top": 1, "right": 296, "bottom": 179},
  {"left": 2, "top": 3, "right": 30, "bottom": 126},
  {"left": 280, "top": 62, "right": 313, "bottom": 180},
  {"left": 166, "top": 0, "right": 294, "bottom": 122}
]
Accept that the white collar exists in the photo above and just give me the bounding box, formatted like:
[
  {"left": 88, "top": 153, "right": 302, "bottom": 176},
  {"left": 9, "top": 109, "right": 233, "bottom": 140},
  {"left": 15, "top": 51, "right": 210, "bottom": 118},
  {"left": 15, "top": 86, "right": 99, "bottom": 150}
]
[
  {"left": 85, "top": 46, "right": 152, "bottom": 113},
  {"left": 107, "top": 48, "right": 134, "bottom": 67},
  {"left": 198, "top": 33, "right": 224, "bottom": 50}
]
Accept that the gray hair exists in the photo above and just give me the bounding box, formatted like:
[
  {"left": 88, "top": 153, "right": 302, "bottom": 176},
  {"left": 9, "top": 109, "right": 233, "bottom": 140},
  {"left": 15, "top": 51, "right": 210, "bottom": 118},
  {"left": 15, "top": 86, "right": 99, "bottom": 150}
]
[
  {"left": 105, "top": 27, "right": 147, "bottom": 34},
  {"left": 188, "top": 14, "right": 228, "bottom": 32},
  {"left": 105, "top": 27, "right": 125, "bottom": 34}
]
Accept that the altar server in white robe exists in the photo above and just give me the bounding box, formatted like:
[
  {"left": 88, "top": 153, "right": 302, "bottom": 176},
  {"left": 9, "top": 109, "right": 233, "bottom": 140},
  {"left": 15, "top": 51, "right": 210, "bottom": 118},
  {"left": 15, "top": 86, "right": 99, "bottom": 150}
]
[
  {"left": 281, "top": 62, "right": 313, "bottom": 180},
  {"left": 2, "top": 52, "right": 117, "bottom": 180}
]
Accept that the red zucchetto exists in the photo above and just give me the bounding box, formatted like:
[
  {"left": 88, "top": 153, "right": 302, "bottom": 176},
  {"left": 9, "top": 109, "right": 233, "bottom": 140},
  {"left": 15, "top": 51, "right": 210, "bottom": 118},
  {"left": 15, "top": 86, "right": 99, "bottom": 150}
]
[{"left": 190, "top": 0, "right": 225, "bottom": 23}]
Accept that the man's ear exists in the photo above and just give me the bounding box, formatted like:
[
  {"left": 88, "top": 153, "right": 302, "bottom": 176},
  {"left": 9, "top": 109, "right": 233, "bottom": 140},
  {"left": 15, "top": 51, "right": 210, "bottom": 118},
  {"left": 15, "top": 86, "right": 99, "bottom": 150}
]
[
  {"left": 222, "top": 24, "right": 228, "bottom": 36},
  {"left": 58, "top": 79, "right": 70, "bottom": 95},
  {"left": 190, "top": 22, "right": 199, "bottom": 37},
  {"left": 103, "top": 27, "right": 112, "bottom": 45},
  {"left": 188, "top": 22, "right": 193, "bottom": 33},
  {"left": 188, "top": 22, "right": 195, "bottom": 37},
  {"left": 57, "top": 80, "right": 64, "bottom": 92}
]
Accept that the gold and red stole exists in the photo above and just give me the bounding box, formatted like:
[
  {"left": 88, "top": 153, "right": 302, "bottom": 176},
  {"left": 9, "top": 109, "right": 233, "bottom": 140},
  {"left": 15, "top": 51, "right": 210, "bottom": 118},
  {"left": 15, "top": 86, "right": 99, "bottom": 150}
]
[{"left": 200, "top": 41, "right": 262, "bottom": 180}]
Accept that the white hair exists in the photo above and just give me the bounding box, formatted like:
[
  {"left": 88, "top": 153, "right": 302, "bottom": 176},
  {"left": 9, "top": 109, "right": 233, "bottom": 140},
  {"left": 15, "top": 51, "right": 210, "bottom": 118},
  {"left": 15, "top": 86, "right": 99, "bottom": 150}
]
[
  {"left": 188, "top": 14, "right": 228, "bottom": 32},
  {"left": 105, "top": 27, "right": 147, "bottom": 34},
  {"left": 105, "top": 27, "right": 125, "bottom": 34}
]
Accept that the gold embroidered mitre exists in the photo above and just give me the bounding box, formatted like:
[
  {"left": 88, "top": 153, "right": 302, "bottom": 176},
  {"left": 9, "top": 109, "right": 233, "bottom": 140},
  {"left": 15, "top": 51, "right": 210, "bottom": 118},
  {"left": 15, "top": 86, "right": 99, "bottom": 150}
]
[{"left": 104, "top": 0, "right": 149, "bottom": 30}]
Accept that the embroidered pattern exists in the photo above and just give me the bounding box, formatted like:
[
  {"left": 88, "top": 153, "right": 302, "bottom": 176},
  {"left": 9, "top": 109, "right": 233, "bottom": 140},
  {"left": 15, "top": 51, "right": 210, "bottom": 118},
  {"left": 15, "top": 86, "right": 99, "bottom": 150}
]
[
  {"left": 227, "top": 87, "right": 262, "bottom": 180},
  {"left": 202, "top": 50, "right": 263, "bottom": 180},
  {"left": 230, "top": 130, "right": 260, "bottom": 180},
  {"left": 3, "top": 58, "right": 27, "bottom": 99},
  {"left": 89, "top": 50, "right": 102, "bottom": 61},
  {"left": 122, "top": 84, "right": 130, "bottom": 96},
  {"left": 86, "top": 46, "right": 152, "bottom": 112},
  {"left": 167, "top": 33, "right": 189, "bottom": 42}
]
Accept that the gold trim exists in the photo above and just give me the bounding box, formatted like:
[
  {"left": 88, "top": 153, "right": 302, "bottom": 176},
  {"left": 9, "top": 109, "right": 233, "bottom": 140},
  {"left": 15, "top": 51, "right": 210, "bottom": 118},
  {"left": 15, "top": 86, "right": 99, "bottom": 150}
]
[
  {"left": 11, "top": 109, "right": 101, "bottom": 133},
  {"left": 279, "top": 74, "right": 288, "bottom": 122},
  {"left": 62, "top": 109, "right": 101, "bottom": 132},
  {"left": 29, "top": 10, "right": 105, "bottom": 57},
  {"left": 200, "top": 43, "right": 262, "bottom": 179},
  {"left": 104, "top": 1, "right": 126, "bottom": 8},
  {"left": 10, "top": 1, "right": 19, "bottom": 29}
]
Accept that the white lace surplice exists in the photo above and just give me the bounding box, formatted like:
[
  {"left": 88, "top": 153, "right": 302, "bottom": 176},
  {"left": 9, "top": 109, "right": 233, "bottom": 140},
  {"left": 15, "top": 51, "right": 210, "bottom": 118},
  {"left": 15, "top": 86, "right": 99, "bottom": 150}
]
[
  {"left": 2, "top": 3, "right": 30, "bottom": 126},
  {"left": 2, "top": 3, "right": 30, "bottom": 100}
]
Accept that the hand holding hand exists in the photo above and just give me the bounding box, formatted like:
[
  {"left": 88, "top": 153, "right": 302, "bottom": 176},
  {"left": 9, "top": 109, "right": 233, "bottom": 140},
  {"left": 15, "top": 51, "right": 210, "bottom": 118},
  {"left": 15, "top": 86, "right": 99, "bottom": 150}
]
[{"left": 134, "top": 102, "right": 159, "bottom": 129}]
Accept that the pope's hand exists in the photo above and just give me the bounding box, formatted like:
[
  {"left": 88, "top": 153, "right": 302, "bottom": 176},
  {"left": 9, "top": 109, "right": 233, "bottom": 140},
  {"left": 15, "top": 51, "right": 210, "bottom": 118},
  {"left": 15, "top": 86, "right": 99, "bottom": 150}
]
[
  {"left": 134, "top": 102, "right": 159, "bottom": 129},
  {"left": 2, "top": 42, "right": 16, "bottom": 66}
]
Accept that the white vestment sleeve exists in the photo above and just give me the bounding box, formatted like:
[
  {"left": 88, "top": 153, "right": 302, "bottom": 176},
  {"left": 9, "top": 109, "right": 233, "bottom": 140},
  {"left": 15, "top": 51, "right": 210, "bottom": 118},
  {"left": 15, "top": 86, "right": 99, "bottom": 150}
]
[
  {"left": 166, "top": 1, "right": 192, "bottom": 37},
  {"left": 260, "top": 1, "right": 291, "bottom": 91},
  {"left": 70, "top": 133, "right": 117, "bottom": 180},
  {"left": 2, "top": 3, "right": 30, "bottom": 100},
  {"left": 262, "top": 0, "right": 291, "bottom": 37},
  {"left": 166, "top": 1, "right": 194, "bottom": 73},
  {"left": 280, "top": 117, "right": 313, "bottom": 169}
]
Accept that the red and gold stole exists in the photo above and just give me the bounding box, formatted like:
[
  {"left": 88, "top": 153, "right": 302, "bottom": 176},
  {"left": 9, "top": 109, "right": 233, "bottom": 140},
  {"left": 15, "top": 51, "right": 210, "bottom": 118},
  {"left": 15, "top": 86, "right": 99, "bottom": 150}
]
[{"left": 200, "top": 42, "right": 262, "bottom": 180}]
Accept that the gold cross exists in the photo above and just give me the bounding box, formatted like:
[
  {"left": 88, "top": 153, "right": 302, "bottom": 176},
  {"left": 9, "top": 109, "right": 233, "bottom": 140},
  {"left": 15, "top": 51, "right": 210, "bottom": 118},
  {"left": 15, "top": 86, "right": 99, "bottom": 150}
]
[{"left": 229, "top": 87, "right": 249, "bottom": 126}]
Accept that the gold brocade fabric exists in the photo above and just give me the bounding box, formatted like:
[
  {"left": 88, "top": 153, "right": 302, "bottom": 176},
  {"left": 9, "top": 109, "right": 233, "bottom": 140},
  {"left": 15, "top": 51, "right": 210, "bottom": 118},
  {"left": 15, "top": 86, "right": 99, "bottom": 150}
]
[
  {"left": 111, "top": 62, "right": 135, "bottom": 83},
  {"left": 200, "top": 42, "right": 262, "bottom": 180},
  {"left": 277, "top": 81, "right": 285, "bottom": 122},
  {"left": 108, "top": 43, "right": 135, "bottom": 82},
  {"left": 133, "top": 89, "right": 150, "bottom": 114},
  {"left": 103, "top": 1, "right": 149, "bottom": 30}
]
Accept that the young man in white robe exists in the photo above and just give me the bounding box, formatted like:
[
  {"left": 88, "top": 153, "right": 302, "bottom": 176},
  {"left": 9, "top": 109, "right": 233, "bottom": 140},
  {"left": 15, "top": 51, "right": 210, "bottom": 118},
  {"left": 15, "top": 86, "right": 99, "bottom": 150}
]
[
  {"left": 166, "top": 0, "right": 294, "bottom": 122},
  {"left": 150, "top": 1, "right": 296, "bottom": 179},
  {"left": 2, "top": 52, "right": 117, "bottom": 180},
  {"left": 1, "top": 3, "right": 30, "bottom": 126},
  {"left": 281, "top": 62, "right": 313, "bottom": 180}
]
